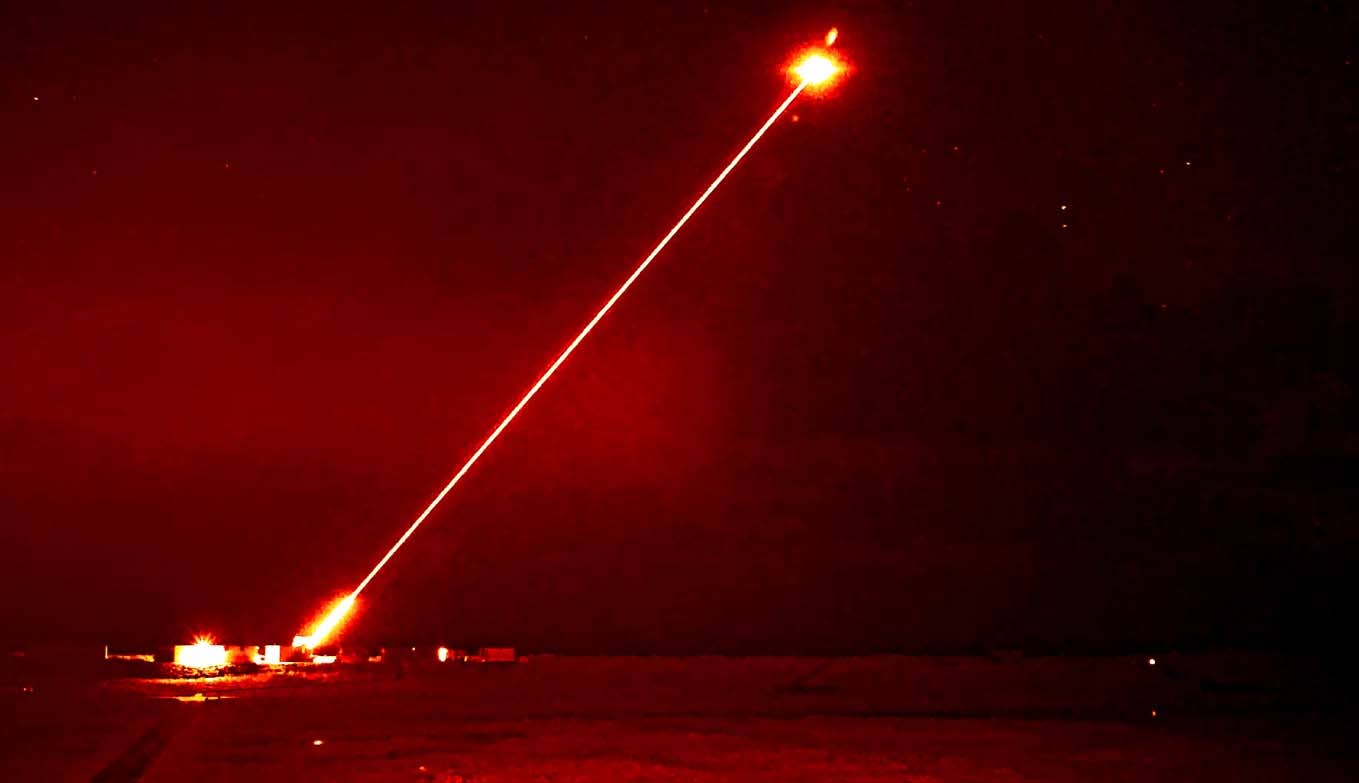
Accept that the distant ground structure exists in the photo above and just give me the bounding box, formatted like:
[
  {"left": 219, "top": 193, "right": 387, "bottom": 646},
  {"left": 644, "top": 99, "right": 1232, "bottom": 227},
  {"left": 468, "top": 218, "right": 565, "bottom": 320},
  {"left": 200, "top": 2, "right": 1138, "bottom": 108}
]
[
  {"left": 92, "top": 640, "right": 520, "bottom": 670},
  {"left": 388, "top": 645, "right": 517, "bottom": 664},
  {"left": 473, "top": 646, "right": 516, "bottom": 664},
  {"left": 103, "top": 646, "right": 154, "bottom": 663},
  {"left": 169, "top": 642, "right": 305, "bottom": 668}
]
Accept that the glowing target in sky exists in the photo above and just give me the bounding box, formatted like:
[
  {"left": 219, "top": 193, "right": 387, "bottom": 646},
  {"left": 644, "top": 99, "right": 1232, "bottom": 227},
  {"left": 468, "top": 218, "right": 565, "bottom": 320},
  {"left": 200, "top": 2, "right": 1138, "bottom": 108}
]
[
  {"left": 792, "top": 52, "right": 840, "bottom": 87},
  {"left": 297, "top": 31, "right": 848, "bottom": 648}
]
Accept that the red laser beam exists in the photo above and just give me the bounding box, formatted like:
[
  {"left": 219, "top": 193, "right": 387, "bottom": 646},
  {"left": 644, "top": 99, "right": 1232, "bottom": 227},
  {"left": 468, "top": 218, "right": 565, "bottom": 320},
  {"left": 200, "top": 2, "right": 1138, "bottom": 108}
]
[{"left": 299, "top": 44, "right": 840, "bottom": 648}]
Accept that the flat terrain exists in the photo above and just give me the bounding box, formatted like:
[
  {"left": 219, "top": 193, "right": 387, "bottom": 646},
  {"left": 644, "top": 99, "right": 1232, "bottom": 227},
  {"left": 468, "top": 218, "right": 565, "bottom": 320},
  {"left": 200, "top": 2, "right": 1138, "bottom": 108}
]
[{"left": 2, "top": 654, "right": 1353, "bottom": 781}]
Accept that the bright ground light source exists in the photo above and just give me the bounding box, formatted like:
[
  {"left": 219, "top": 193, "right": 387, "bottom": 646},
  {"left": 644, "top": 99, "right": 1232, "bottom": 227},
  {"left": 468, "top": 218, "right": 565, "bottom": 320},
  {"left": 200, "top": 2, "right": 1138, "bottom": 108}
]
[{"left": 174, "top": 638, "right": 227, "bottom": 668}]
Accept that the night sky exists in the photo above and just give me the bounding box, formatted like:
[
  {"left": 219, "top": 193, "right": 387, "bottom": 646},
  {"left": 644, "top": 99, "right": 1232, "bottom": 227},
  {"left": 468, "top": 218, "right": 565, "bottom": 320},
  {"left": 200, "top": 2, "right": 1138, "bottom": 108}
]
[{"left": 3, "top": 2, "right": 1355, "bottom": 653}]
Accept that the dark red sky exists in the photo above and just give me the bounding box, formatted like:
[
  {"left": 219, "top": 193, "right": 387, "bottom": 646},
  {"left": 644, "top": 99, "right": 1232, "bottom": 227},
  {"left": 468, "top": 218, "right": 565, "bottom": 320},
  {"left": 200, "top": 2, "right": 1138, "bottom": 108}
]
[{"left": 2, "top": 1, "right": 1354, "bottom": 652}]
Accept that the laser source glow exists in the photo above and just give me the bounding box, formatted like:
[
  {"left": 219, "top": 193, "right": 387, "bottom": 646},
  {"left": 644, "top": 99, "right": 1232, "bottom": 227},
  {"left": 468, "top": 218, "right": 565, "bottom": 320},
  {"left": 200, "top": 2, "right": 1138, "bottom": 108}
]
[
  {"left": 299, "top": 37, "right": 841, "bottom": 647},
  {"left": 296, "top": 594, "right": 355, "bottom": 650}
]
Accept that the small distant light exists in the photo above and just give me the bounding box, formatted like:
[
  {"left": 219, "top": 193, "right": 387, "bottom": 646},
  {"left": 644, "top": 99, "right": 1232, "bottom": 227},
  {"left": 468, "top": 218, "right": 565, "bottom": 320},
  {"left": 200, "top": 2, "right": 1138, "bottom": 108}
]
[
  {"left": 825, "top": 28, "right": 838, "bottom": 47},
  {"left": 1148, "top": 657, "right": 1157, "bottom": 666},
  {"left": 791, "top": 114, "right": 800, "bottom": 123},
  {"left": 1060, "top": 204, "right": 1068, "bottom": 211},
  {"left": 1158, "top": 168, "right": 1166, "bottom": 175},
  {"left": 437, "top": 646, "right": 450, "bottom": 663},
  {"left": 1060, "top": 223, "right": 1068, "bottom": 229},
  {"left": 32, "top": 96, "right": 39, "bottom": 102},
  {"left": 1184, "top": 160, "right": 1192, "bottom": 167},
  {"left": 1151, "top": 709, "right": 1158, "bottom": 717},
  {"left": 312, "top": 739, "right": 324, "bottom": 746}
]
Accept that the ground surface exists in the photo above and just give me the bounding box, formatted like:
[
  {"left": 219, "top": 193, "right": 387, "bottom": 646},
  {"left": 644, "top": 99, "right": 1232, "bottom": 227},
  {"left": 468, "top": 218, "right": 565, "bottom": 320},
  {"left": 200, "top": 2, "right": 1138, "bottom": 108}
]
[{"left": 2, "top": 654, "right": 1354, "bottom": 781}]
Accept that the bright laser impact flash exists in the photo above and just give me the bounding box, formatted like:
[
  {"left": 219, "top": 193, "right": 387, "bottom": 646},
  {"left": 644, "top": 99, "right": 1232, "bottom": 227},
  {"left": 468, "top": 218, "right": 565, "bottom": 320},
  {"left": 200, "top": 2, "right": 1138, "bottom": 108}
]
[
  {"left": 298, "top": 31, "right": 846, "bottom": 649},
  {"left": 793, "top": 53, "right": 839, "bottom": 86}
]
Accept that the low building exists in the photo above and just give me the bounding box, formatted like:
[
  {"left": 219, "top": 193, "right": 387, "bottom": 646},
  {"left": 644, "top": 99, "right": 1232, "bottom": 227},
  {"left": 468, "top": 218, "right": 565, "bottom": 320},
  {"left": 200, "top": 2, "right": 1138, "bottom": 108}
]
[{"left": 478, "top": 647, "right": 516, "bottom": 663}]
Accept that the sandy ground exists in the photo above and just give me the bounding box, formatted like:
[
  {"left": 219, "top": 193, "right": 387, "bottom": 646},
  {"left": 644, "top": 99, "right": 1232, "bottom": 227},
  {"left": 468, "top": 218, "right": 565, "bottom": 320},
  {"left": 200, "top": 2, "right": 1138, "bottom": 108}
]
[{"left": 3, "top": 655, "right": 1354, "bottom": 781}]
